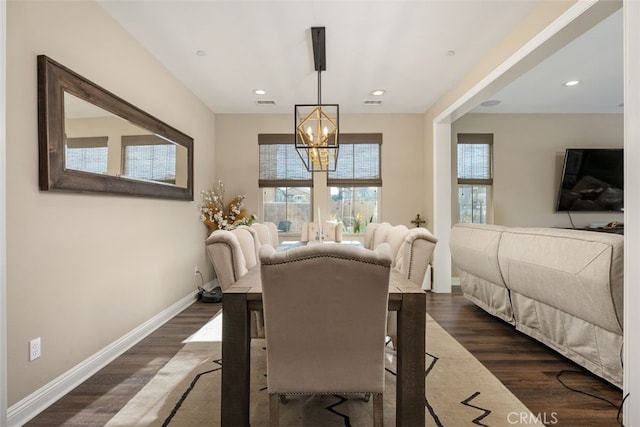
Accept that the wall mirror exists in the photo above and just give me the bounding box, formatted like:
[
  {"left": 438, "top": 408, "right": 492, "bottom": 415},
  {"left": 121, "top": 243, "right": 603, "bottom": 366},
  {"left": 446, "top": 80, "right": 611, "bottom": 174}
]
[{"left": 38, "top": 55, "right": 194, "bottom": 200}]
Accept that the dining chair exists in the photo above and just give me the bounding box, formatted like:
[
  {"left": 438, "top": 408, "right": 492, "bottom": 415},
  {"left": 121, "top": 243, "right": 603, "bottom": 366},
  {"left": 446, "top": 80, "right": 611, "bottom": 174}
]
[
  {"left": 251, "top": 222, "right": 279, "bottom": 247},
  {"left": 205, "top": 226, "right": 265, "bottom": 337},
  {"left": 300, "top": 221, "right": 343, "bottom": 242},
  {"left": 260, "top": 243, "right": 392, "bottom": 426}
]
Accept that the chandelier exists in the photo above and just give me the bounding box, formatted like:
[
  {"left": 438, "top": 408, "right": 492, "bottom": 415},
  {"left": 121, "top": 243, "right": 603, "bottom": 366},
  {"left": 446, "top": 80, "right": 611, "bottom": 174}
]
[{"left": 295, "top": 27, "right": 339, "bottom": 172}]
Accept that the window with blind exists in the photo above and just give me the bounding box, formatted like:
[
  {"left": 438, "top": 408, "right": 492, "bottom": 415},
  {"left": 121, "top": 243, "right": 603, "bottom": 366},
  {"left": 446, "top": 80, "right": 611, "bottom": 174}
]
[
  {"left": 328, "top": 134, "right": 382, "bottom": 233},
  {"left": 122, "top": 135, "right": 177, "bottom": 184},
  {"left": 65, "top": 136, "right": 109, "bottom": 174},
  {"left": 457, "top": 133, "right": 493, "bottom": 224},
  {"left": 259, "top": 134, "right": 312, "bottom": 233}
]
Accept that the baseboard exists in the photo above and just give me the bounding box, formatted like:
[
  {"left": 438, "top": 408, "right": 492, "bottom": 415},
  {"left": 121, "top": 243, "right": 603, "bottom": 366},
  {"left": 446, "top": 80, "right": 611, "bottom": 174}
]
[{"left": 7, "top": 290, "right": 200, "bottom": 427}]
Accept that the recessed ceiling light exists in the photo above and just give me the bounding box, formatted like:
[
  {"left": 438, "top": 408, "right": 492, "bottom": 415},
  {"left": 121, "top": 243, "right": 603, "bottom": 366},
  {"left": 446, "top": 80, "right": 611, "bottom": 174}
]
[
  {"left": 480, "top": 100, "right": 501, "bottom": 107},
  {"left": 563, "top": 80, "right": 581, "bottom": 87},
  {"left": 254, "top": 89, "right": 267, "bottom": 95},
  {"left": 370, "top": 89, "right": 385, "bottom": 96},
  {"left": 195, "top": 50, "right": 206, "bottom": 57}
]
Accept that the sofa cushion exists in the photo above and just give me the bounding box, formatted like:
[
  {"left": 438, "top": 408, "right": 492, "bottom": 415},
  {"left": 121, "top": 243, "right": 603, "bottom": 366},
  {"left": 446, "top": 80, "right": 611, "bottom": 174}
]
[
  {"left": 498, "top": 227, "right": 623, "bottom": 335},
  {"left": 450, "top": 223, "right": 508, "bottom": 288}
]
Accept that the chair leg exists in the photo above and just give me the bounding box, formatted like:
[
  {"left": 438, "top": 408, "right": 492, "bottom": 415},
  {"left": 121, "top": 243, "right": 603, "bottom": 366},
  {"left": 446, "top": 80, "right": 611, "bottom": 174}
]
[
  {"left": 269, "top": 394, "right": 279, "bottom": 426},
  {"left": 373, "top": 393, "right": 383, "bottom": 427}
]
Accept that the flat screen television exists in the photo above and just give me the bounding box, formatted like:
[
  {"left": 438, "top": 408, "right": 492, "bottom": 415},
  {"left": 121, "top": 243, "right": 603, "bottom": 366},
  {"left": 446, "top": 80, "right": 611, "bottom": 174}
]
[{"left": 556, "top": 148, "right": 623, "bottom": 212}]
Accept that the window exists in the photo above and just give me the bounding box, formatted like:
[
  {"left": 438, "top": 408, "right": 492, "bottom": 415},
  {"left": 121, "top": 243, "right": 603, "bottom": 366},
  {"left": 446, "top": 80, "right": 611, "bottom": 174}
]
[
  {"left": 457, "top": 134, "right": 493, "bottom": 224},
  {"left": 259, "top": 134, "right": 312, "bottom": 233},
  {"left": 122, "top": 135, "right": 177, "bottom": 184},
  {"left": 65, "top": 136, "right": 108, "bottom": 174},
  {"left": 328, "top": 134, "right": 382, "bottom": 232}
]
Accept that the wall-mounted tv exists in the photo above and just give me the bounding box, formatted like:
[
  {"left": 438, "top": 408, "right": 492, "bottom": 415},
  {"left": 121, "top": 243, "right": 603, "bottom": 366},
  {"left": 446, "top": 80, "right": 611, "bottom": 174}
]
[{"left": 556, "top": 148, "right": 623, "bottom": 212}]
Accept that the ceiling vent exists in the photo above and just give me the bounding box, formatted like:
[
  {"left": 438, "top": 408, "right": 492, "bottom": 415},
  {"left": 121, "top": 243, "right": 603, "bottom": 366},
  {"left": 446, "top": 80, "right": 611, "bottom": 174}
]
[
  {"left": 363, "top": 100, "right": 383, "bottom": 105},
  {"left": 257, "top": 100, "right": 276, "bottom": 105}
]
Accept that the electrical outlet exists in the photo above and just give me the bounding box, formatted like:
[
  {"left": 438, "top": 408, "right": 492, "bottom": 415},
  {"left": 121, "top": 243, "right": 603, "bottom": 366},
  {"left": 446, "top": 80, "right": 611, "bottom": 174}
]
[
  {"left": 29, "top": 337, "right": 41, "bottom": 361},
  {"left": 194, "top": 266, "right": 200, "bottom": 276}
]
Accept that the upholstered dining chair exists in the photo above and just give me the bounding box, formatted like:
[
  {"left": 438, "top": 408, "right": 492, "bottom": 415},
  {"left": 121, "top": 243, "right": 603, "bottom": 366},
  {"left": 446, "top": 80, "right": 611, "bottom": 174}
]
[
  {"left": 251, "top": 222, "right": 279, "bottom": 247},
  {"left": 300, "top": 221, "right": 343, "bottom": 242},
  {"left": 260, "top": 243, "right": 392, "bottom": 426},
  {"left": 205, "top": 226, "right": 265, "bottom": 337}
]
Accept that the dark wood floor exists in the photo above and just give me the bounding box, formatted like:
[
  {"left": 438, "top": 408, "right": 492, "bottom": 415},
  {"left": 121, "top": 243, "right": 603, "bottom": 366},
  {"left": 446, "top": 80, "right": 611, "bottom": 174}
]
[
  {"left": 427, "top": 288, "right": 623, "bottom": 427},
  {"left": 26, "top": 288, "right": 622, "bottom": 426}
]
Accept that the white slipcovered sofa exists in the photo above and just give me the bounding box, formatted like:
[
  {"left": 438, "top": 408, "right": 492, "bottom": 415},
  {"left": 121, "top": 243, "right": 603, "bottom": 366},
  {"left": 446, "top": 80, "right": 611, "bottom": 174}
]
[{"left": 450, "top": 223, "right": 624, "bottom": 387}]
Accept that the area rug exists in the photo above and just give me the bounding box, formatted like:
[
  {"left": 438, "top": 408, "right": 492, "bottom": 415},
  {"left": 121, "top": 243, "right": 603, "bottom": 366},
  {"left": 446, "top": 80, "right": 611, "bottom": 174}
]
[{"left": 106, "top": 312, "right": 543, "bottom": 427}]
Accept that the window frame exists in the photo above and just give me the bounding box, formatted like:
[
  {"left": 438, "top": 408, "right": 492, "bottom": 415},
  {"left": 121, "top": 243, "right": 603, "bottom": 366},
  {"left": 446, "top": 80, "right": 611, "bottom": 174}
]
[
  {"left": 456, "top": 133, "right": 493, "bottom": 224},
  {"left": 327, "top": 133, "right": 382, "bottom": 187},
  {"left": 258, "top": 134, "right": 313, "bottom": 234}
]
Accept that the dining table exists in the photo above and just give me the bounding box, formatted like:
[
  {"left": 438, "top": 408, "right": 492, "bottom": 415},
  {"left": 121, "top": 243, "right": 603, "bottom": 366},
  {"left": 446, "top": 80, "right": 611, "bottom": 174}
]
[{"left": 220, "top": 254, "right": 426, "bottom": 426}]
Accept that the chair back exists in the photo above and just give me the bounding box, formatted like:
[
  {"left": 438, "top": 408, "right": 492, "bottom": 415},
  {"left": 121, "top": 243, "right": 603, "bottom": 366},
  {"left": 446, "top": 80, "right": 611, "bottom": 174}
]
[
  {"left": 371, "top": 222, "right": 392, "bottom": 249},
  {"left": 251, "top": 222, "right": 279, "bottom": 247},
  {"left": 364, "top": 222, "right": 379, "bottom": 249},
  {"left": 301, "top": 221, "right": 343, "bottom": 242},
  {"left": 260, "top": 243, "right": 392, "bottom": 394},
  {"left": 204, "top": 226, "right": 260, "bottom": 290}
]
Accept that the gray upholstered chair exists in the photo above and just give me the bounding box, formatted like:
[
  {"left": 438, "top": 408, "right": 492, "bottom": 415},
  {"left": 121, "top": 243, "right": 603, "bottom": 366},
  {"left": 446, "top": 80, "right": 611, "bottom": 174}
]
[
  {"left": 204, "top": 226, "right": 265, "bottom": 337},
  {"left": 260, "top": 243, "right": 392, "bottom": 426}
]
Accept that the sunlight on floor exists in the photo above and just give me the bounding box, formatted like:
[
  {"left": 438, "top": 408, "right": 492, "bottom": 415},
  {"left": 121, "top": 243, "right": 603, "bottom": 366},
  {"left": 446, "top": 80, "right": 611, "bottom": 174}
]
[{"left": 183, "top": 310, "right": 223, "bottom": 343}]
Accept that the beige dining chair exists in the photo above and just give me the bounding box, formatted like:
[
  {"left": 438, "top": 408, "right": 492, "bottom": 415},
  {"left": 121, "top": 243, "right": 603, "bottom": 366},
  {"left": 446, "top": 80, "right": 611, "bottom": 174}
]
[
  {"left": 260, "top": 243, "right": 392, "bottom": 426},
  {"left": 204, "top": 226, "right": 265, "bottom": 337},
  {"left": 251, "top": 222, "right": 279, "bottom": 247}
]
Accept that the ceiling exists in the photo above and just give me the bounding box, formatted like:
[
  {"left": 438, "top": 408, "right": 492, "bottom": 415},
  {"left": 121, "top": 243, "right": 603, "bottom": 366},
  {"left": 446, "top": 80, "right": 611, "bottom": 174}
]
[{"left": 99, "top": 1, "right": 622, "bottom": 116}]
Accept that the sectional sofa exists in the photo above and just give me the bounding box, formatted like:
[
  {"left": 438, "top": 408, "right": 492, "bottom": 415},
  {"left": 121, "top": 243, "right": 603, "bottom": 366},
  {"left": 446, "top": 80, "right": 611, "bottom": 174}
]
[{"left": 449, "top": 223, "right": 624, "bottom": 388}]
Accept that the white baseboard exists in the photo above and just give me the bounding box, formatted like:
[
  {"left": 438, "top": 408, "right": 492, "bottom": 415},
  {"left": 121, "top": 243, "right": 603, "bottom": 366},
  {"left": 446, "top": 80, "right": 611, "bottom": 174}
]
[
  {"left": 7, "top": 290, "right": 199, "bottom": 427},
  {"left": 451, "top": 276, "right": 460, "bottom": 286}
]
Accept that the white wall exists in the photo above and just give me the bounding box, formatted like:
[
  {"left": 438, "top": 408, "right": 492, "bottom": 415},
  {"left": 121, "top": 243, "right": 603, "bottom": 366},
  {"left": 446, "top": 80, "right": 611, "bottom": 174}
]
[
  {"left": 214, "top": 114, "right": 427, "bottom": 229},
  {"left": 452, "top": 113, "right": 624, "bottom": 228},
  {"left": 6, "top": 1, "right": 216, "bottom": 408}
]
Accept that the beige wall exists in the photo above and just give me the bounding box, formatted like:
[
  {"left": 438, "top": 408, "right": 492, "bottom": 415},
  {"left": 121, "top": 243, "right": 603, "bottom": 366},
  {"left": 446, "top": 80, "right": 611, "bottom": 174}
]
[
  {"left": 215, "top": 114, "right": 426, "bottom": 229},
  {"left": 452, "top": 113, "right": 624, "bottom": 228},
  {"left": 6, "top": 1, "right": 215, "bottom": 405}
]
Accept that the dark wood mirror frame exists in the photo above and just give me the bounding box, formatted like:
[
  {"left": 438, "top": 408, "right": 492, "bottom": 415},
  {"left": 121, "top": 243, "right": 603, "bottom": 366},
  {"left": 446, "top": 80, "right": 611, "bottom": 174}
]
[{"left": 37, "top": 55, "right": 194, "bottom": 200}]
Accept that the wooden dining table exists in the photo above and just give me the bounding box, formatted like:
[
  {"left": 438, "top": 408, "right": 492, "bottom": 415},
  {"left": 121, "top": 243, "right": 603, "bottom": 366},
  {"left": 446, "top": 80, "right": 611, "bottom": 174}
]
[{"left": 221, "top": 267, "right": 426, "bottom": 426}]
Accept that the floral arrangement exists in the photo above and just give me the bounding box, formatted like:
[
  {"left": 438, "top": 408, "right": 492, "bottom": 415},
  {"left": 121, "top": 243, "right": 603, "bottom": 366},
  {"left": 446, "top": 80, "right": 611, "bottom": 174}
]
[
  {"left": 353, "top": 213, "right": 363, "bottom": 234},
  {"left": 199, "top": 180, "right": 257, "bottom": 230}
]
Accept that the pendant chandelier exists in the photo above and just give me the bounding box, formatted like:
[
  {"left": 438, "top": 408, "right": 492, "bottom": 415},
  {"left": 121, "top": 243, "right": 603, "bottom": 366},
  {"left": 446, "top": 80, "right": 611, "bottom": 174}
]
[{"left": 295, "top": 27, "right": 339, "bottom": 172}]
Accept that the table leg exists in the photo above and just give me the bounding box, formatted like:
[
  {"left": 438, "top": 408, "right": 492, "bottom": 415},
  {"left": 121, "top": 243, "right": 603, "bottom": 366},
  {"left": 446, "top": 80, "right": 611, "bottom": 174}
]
[
  {"left": 221, "top": 292, "right": 251, "bottom": 426},
  {"left": 396, "top": 291, "right": 426, "bottom": 425}
]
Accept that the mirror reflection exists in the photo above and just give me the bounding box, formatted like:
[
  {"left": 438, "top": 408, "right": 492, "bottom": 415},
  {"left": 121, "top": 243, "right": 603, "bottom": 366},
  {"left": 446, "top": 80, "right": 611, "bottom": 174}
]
[{"left": 64, "top": 93, "right": 189, "bottom": 188}]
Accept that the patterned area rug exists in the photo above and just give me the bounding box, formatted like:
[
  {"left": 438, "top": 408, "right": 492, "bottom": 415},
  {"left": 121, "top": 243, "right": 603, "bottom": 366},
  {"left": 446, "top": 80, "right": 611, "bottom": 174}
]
[{"left": 106, "top": 312, "right": 543, "bottom": 427}]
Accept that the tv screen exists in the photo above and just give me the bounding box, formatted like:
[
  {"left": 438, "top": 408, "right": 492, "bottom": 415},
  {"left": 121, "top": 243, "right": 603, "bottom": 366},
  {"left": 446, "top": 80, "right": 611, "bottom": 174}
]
[{"left": 556, "top": 148, "right": 623, "bottom": 212}]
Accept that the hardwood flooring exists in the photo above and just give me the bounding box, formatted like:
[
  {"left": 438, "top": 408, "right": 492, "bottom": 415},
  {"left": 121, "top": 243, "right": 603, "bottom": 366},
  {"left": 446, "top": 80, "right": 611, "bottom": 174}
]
[
  {"left": 26, "top": 288, "right": 622, "bottom": 426},
  {"left": 427, "top": 288, "right": 623, "bottom": 427}
]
